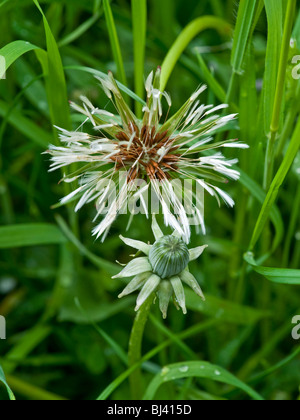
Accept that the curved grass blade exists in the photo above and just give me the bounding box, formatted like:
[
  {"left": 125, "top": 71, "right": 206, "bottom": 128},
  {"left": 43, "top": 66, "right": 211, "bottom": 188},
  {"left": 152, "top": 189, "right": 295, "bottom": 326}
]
[
  {"left": 245, "top": 253, "right": 300, "bottom": 285},
  {"left": 0, "top": 40, "right": 40, "bottom": 79},
  {"left": 143, "top": 361, "right": 264, "bottom": 400},
  {"left": 160, "top": 16, "right": 232, "bottom": 91},
  {"left": 0, "top": 365, "right": 16, "bottom": 400}
]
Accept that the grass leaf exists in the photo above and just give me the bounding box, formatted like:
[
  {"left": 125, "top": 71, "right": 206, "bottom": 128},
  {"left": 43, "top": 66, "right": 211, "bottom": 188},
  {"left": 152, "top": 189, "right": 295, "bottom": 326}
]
[
  {"left": 0, "top": 224, "right": 67, "bottom": 249},
  {"left": 263, "top": 0, "right": 283, "bottom": 135},
  {"left": 0, "top": 40, "right": 40, "bottom": 79},
  {"left": 33, "top": 0, "right": 71, "bottom": 132},
  {"left": 231, "top": 0, "right": 257, "bottom": 74},
  {"left": 245, "top": 253, "right": 300, "bottom": 285}
]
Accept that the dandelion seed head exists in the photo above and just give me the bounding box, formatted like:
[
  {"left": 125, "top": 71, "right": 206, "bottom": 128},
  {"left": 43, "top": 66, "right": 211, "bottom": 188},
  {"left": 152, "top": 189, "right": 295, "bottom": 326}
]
[{"left": 46, "top": 69, "right": 246, "bottom": 241}]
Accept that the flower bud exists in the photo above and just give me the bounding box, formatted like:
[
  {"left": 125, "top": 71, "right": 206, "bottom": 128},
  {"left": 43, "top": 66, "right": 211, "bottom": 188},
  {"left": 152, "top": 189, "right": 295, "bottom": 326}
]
[{"left": 149, "top": 235, "right": 189, "bottom": 279}]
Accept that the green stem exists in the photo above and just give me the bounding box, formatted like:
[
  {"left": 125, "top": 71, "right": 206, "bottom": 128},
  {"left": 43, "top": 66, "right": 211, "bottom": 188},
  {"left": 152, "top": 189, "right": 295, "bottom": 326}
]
[
  {"left": 264, "top": 0, "right": 296, "bottom": 190},
  {"left": 128, "top": 294, "right": 153, "bottom": 400}
]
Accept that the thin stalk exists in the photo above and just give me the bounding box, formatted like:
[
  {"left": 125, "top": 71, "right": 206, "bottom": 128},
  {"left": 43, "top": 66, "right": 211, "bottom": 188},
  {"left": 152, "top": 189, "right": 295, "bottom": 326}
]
[
  {"left": 264, "top": 0, "right": 296, "bottom": 190},
  {"left": 128, "top": 294, "right": 153, "bottom": 400}
]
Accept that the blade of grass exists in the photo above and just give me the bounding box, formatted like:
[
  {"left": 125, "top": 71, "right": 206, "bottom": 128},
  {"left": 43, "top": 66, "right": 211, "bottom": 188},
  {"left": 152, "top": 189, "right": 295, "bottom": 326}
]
[
  {"left": 0, "top": 365, "right": 15, "bottom": 400},
  {"left": 131, "top": 0, "right": 147, "bottom": 117},
  {"left": 33, "top": 0, "right": 71, "bottom": 134},
  {"left": 264, "top": 0, "right": 297, "bottom": 189},
  {"left": 103, "top": 0, "right": 127, "bottom": 86},
  {"left": 262, "top": 0, "right": 283, "bottom": 140},
  {"left": 231, "top": 0, "right": 257, "bottom": 75},
  {"left": 0, "top": 224, "right": 67, "bottom": 249},
  {"left": 0, "top": 40, "right": 40, "bottom": 79},
  {"left": 245, "top": 253, "right": 300, "bottom": 284}
]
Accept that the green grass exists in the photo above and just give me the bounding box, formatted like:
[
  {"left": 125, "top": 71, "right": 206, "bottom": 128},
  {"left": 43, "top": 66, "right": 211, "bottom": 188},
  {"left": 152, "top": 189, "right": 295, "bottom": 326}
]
[{"left": 0, "top": 0, "right": 300, "bottom": 401}]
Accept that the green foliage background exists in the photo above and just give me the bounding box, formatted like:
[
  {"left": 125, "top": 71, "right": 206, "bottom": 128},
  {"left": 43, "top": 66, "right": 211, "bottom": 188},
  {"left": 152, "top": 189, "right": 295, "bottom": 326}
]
[{"left": 0, "top": 0, "right": 300, "bottom": 400}]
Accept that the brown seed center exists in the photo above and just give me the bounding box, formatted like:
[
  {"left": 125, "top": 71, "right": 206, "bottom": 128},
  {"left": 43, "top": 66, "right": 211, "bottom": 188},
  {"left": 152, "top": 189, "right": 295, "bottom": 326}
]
[{"left": 111, "top": 124, "right": 179, "bottom": 182}]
